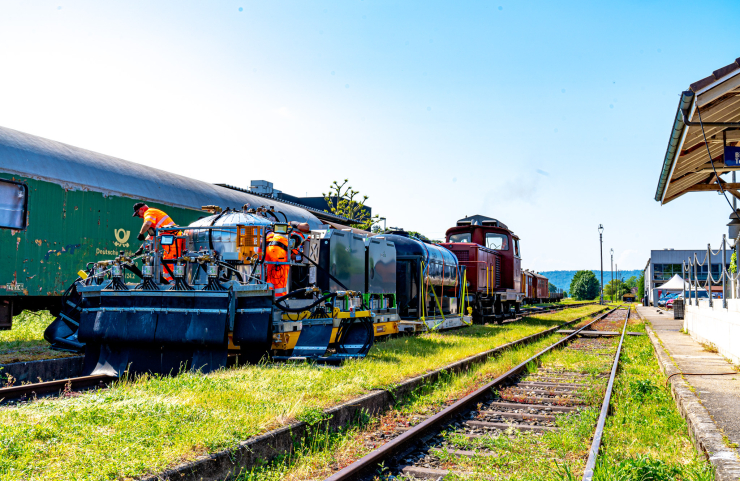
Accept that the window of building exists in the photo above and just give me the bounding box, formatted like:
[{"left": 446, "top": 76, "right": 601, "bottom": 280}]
[
  {"left": 485, "top": 233, "right": 509, "bottom": 250},
  {"left": 449, "top": 233, "right": 471, "bottom": 243}
]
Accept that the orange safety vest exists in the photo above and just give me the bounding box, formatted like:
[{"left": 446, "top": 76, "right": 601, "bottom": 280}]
[
  {"left": 142, "top": 207, "right": 179, "bottom": 281},
  {"left": 265, "top": 232, "right": 290, "bottom": 296},
  {"left": 143, "top": 208, "right": 175, "bottom": 230}
]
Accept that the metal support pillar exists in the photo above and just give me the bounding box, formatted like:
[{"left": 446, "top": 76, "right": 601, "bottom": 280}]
[
  {"left": 723, "top": 235, "right": 727, "bottom": 308},
  {"left": 683, "top": 261, "right": 687, "bottom": 307},
  {"left": 707, "top": 245, "right": 713, "bottom": 308},
  {"left": 598, "top": 225, "right": 604, "bottom": 304}
]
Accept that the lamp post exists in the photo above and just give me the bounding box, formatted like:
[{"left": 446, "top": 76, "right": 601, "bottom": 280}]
[
  {"left": 610, "top": 248, "right": 614, "bottom": 303},
  {"left": 379, "top": 217, "right": 387, "bottom": 231},
  {"left": 599, "top": 225, "right": 604, "bottom": 305}
]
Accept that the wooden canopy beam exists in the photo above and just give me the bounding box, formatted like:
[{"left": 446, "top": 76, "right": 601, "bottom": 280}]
[{"left": 685, "top": 183, "right": 740, "bottom": 191}]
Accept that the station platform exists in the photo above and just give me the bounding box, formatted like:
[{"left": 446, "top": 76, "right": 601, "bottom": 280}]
[{"left": 636, "top": 305, "right": 740, "bottom": 478}]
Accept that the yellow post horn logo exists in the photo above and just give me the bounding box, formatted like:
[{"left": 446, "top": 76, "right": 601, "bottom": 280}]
[{"left": 114, "top": 228, "right": 131, "bottom": 247}]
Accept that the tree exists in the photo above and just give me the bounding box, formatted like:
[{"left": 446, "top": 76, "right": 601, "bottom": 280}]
[
  {"left": 625, "top": 276, "right": 638, "bottom": 289},
  {"left": 323, "top": 179, "right": 380, "bottom": 231},
  {"left": 604, "top": 279, "right": 631, "bottom": 301},
  {"left": 637, "top": 273, "right": 645, "bottom": 301},
  {"left": 548, "top": 282, "right": 558, "bottom": 293},
  {"left": 569, "top": 270, "right": 600, "bottom": 300}
]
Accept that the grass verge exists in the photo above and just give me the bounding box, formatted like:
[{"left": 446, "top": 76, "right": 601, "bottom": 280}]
[
  {"left": 592, "top": 317, "right": 713, "bottom": 481},
  {"left": 232, "top": 335, "right": 564, "bottom": 481},
  {"left": 0, "top": 311, "right": 76, "bottom": 365},
  {"left": 249, "top": 313, "right": 715, "bottom": 481},
  {"left": 0, "top": 305, "right": 604, "bottom": 480},
  {"left": 428, "top": 314, "right": 711, "bottom": 480}
]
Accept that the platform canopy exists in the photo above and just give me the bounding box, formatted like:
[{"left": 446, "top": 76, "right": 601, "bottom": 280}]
[{"left": 655, "top": 58, "right": 740, "bottom": 204}]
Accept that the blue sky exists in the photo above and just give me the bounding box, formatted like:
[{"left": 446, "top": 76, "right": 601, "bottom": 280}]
[{"left": 1, "top": 0, "right": 739, "bottom": 270}]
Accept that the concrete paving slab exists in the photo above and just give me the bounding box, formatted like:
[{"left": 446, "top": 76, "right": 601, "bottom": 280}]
[{"left": 637, "top": 305, "right": 740, "bottom": 479}]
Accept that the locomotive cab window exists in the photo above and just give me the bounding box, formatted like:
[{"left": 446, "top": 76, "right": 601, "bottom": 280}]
[
  {"left": 449, "top": 233, "right": 471, "bottom": 243},
  {"left": 514, "top": 239, "right": 520, "bottom": 257},
  {"left": 485, "top": 233, "right": 508, "bottom": 250},
  {"left": 0, "top": 179, "right": 28, "bottom": 230}
]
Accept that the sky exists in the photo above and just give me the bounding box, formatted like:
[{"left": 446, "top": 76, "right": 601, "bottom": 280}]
[{"left": 1, "top": 0, "right": 739, "bottom": 271}]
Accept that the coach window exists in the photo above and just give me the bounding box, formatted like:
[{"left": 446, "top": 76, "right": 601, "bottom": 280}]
[
  {"left": 485, "top": 233, "right": 508, "bottom": 250},
  {"left": 0, "top": 179, "right": 28, "bottom": 230},
  {"left": 514, "top": 239, "right": 520, "bottom": 257},
  {"left": 449, "top": 233, "right": 471, "bottom": 243}
]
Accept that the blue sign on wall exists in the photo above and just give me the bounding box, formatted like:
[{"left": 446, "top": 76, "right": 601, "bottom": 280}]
[{"left": 725, "top": 146, "right": 740, "bottom": 166}]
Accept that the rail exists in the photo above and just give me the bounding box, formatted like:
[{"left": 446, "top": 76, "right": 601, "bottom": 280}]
[
  {"left": 323, "top": 307, "right": 619, "bottom": 481},
  {"left": 0, "top": 374, "right": 116, "bottom": 404},
  {"left": 582, "top": 307, "right": 630, "bottom": 480}
]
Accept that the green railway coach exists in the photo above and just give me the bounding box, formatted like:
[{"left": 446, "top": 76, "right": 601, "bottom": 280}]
[{"left": 0, "top": 126, "right": 342, "bottom": 329}]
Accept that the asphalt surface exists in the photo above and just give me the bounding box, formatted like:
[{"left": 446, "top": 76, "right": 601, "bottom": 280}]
[{"left": 637, "top": 305, "right": 740, "bottom": 454}]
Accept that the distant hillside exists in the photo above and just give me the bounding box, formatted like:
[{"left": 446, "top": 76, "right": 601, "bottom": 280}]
[{"left": 538, "top": 270, "right": 643, "bottom": 293}]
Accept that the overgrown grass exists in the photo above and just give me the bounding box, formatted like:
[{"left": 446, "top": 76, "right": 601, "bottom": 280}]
[
  {"left": 436, "top": 331, "right": 614, "bottom": 480},
  {"left": 0, "top": 305, "right": 605, "bottom": 481},
  {"left": 233, "top": 335, "right": 565, "bottom": 481},
  {"left": 407, "top": 315, "right": 710, "bottom": 481},
  {"left": 0, "top": 311, "right": 75, "bottom": 365},
  {"left": 226, "top": 309, "right": 710, "bottom": 481},
  {"left": 593, "top": 319, "right": 713, "bottom": 481}
]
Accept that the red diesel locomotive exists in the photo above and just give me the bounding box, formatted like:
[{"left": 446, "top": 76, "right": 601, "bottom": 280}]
[{"left": 441, "top": 215, "right": 525, "bottom": 323}]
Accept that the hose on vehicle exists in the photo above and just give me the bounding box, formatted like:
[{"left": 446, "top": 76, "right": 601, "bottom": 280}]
[
  {"left": 273, "top": 288, "right": 338, "bottom": 312},
  {"left": 208, "top": 208, "right": 229, "bottom": 251}
]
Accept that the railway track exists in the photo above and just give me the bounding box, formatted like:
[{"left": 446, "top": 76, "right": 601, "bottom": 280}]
[
  {"left": 506, "top": 301, "right": 595, "bottom": 324},
  {"left": 0, "top": 302, "right": 600, "bottom": 406},
  {"left": 323, "top": 306, "right": 629, "bottom": 481}
]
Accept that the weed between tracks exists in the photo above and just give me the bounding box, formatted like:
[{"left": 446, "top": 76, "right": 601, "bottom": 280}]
[
  {"left": 440, "top": 316, "right": 712, "bottom": 481},
  {"left": 231, "top": 336, "right": 562, "bottom": 481},
  {"left": 0, "top": 311, "right": 77, "bottom": 367},
  {"left": 0, "top": 306, "right": 604, "bottom": 481},
  {"left": 233, "top": 312, "right": 713, "bottom": 481}
]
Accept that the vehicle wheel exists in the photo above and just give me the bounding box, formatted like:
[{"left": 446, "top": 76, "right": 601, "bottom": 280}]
[{"left": 472, "top": 297, "right": 483, "bottom": 324}]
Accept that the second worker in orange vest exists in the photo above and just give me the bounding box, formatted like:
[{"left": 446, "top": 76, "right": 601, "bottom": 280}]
[{"left": 265, "top": 230, "right": 290, "bottom": 297}]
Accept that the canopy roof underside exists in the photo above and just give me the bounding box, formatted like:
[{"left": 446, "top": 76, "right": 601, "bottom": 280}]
[{"left": 656, "top": 58, "right": 740, "bottom": 204}]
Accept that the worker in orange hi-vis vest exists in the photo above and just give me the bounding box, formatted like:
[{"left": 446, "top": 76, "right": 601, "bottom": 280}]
[
  {"left": 265, "top": 230, "right": 290, "bottom": 296},
  {"left": 132, "top": 202, "right": 179, "bottom": 282}
]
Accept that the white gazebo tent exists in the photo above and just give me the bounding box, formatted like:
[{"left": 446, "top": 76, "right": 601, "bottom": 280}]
[
  {"left": 660, "top": 274, "right": 691, "bottom": 291},
  {"left": 654, "top": 274, "right": 706, "bottom": 303}
]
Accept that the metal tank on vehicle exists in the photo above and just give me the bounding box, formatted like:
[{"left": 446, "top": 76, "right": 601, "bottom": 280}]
[
  {"left": 384, "top": 233, "right": 459, "bottom": 287},
  {"left": 186, "top": 209, "right": 273, "bottom": 283}
]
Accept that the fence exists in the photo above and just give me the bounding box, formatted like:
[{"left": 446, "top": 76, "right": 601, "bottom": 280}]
[{"left": 682, "top": 234, "right": 739, "bottom": 308}]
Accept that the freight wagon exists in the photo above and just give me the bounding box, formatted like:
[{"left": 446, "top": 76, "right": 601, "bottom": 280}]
[{"left": 522, "top": 269, "right": 564, "bottom": 304}]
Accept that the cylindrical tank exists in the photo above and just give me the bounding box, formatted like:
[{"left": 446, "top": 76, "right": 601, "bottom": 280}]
[
  {"left": 186, "top": 210, "right": 273, "bottom": 283},
  {"left": 384, "top": 234, "right": 459, "bottom": 287},
  {"left": 187, "top": 210, "right": 272, "bottom": 255}
]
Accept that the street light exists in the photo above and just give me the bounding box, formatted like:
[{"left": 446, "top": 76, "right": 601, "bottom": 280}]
[
  {"left": 599, "top": 225, "right": 604, "bottom": 305},
  {"left": 379, "top": 217, "right": 386, "bottom": 231},
  {"left": 610, "top": 248, "right": 614, "bottom": 303}
]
